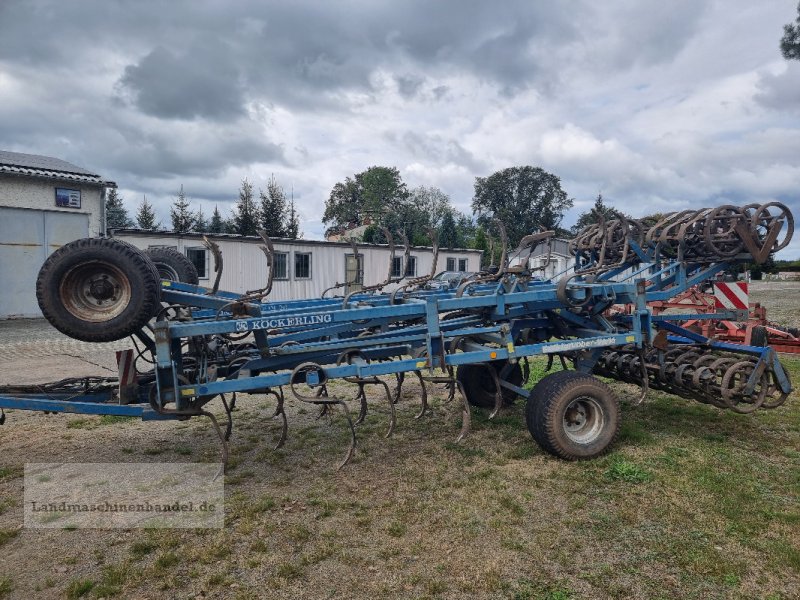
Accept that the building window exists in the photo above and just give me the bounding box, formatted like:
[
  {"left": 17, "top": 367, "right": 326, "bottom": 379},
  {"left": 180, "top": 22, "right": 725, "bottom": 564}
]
[
  {"left": 446, "top": 257, "right": 456, "bottom": 271},
  {"left": 295, "top": 252, "right": 312, "bottom": 279},
  {"left": 405, "top": 256, "right": 417, "bottom": 277},
  {"left": 391, "top": 256, "right": 403, "bottom": 279},
  {"left": 273, "top": 252, "right": 288, "bottom": 280},
  {"left": 185, "top": 247, "right": 208, "bottom": 279},
  {"left": 458, "top": 258, "right": 468, "bottom": 271}
]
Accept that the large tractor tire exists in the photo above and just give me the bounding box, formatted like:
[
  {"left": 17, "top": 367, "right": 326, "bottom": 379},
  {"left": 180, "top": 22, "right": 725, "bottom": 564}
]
[
  {"left": 456, "top": 360, "right": 523, "bottom": 408},
  {"left": 526, "top": 371, "right": 620, "bottom": 460},
  {"left": 36, "top": 238, "right": 161, "bottom": 342},
  {"left": 145, "top": 247, "right": 199, "bottom": 284}
]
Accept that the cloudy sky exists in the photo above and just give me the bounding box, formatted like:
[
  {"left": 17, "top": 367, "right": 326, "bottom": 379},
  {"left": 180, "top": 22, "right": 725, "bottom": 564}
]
[{"left": 1, "top": 1, "right": 798, "bottom": 256}]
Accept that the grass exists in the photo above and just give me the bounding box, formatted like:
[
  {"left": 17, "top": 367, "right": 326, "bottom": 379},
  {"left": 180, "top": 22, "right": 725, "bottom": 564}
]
[{"left": 1, "top": 354, "right": 799, "bottom": 598}]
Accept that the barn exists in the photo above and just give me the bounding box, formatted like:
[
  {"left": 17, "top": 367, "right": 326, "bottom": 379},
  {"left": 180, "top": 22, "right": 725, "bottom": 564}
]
[
  {"left": 0, "top": 150, "right": 115, "bottom": 318},
  {"left": 113, "top": 230, "right": 484, "bottom": 300}
]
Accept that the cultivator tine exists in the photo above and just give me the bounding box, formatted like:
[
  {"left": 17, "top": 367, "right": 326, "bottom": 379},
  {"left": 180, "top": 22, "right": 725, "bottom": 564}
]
[
  {"left": 376, "top": 379, "right": 397, "bottom": 438},
  {"left": 290, "top": 362, "right": 357, "bottom": 469},
  {"left": 413, "top": 370, "right": 428, "bottom": 419},
  {"left": 354, "top": 384, "right": 368, "bottom": 425},
  {"left": 393, "top": 372, "right": 404, "bottom": 404},
  {"left": 487, "top": 364, "right": 503, "bottom": 420},
  {"left": 202, "top": 236, "right": 223, "bottom": 295},
  {"left": 220, "top": 393, "right": 234, "bottom": 441},
  {"left": 264, "top": 388, "right": 288, "bottom": 450},
  {"left": 199, "top": 409, "right": 229, "bottom": 480},
  {"left": 241, "top": 230, "right": 275, "bottom": 300},
  {"left": 454, "top": 380, "right": 471, "bottom": 443}
]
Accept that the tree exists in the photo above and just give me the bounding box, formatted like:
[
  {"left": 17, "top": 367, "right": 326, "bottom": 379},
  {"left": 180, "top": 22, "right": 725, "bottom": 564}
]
[
  {"left": 194, "top": 206, "right": 208, "bottom": 232},
  {"left": 259, "top": 175, "right": 288, "bottom": 237},
  {"left": 323, "top": 166, "right": 409, "bottom": 236},
  {"left": 232, "top": 178, "right": 259, "bottom": 236},
  {"left": 135, "top": 195, "right": 160, "bottom": 229},
  {"left": 781, "top": 2, "right": 800, "bottom": 60},
  {"left": 570, "top": 194, "right": 618, "bottom": 234},
  {"left": 170, "top": 185, "right": 195, "bottom": 233},
  {"left": 471, "top": 166, "right": 574, "bottom": 248},
  {"left": 209, "top": 205, "right": 225, "bottom": 234},
  {"left": 438, "top": 211, "right": 460, "bottom": 249},
  {"left": 105, "top": 188, "right": 133, "bottom": 231},
  {"left": 286, "top": 194, "right": 302, "bottom": 239}
]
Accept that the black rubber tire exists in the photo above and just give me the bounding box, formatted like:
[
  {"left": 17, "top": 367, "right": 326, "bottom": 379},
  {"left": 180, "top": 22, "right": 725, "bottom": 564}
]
[
  {"left": 36, "top": 238, "right": 162, "bottom": 343},
  {"left": 456, "top": 361, "right": 523, "bottom": 408},
  {"left": 750, "top": 325, "right": 768, "bottom": 348},
  {"left": 145, "top": 247, "right": 199, "bottom": 284},
  {"left": 526, "top": 371, "right": 620, "bottom": 460}
]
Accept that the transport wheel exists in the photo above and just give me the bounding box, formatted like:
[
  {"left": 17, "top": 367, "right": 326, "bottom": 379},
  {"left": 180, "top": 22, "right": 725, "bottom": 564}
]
[
  {"left": 526, "top": 371, "right": 620, "bottom": 460},
  {"left": 36, "top": 238, "right": 161, "bottom": 342},
  {"left": 456, "top": 361, "right": 523, "bottom": 408},
  {"left": 145, "top": 247, "right": 199, "bottom": 284}
]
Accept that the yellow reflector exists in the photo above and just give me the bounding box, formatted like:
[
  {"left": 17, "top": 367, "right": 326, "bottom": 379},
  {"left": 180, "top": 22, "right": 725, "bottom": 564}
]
[{"left": 490, "top": 351, "right": 497, "bottom": 359}]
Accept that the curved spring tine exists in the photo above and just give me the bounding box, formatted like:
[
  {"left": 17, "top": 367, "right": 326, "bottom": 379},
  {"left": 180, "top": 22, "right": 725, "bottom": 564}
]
[
  {"left": 220, "top": 393, "right": 234, "bottom": 441},
  {"left": 334, "top": 399, "right": 357, "bottom": 470},
  {"left": 545, "top": 354, "right": 554, "bottom": 371},
  {"left": 445, "top": 366, "right": 456, "bottom": 402},
  {"left": 376, "top": 379, "right": 397, "bottom": 438},
  {"left": 492, "top": 219, "right": 509, "bottom": 274},
  {"left": 382, "top": 227, "right": 395, "bottom": 286},
  {"left": 393, "top": 372, "right": 404, "bottom": 404},
  {"left": 426, "top": 227, "right": 439, "bottom": 280},
  {"left": 413, "top": 370, "right": 428, "bottom": 419},
  {"left": 354, "top": 384, "right": 368, "bottom": 425},
  {"left": 486, "top": 364, "right": 504, "bottom": 420},
  {"left": 264, "top": 388, "right": 288, "bottom": 450},
  {"left": 453, "top": 380, "right": 471, "bottom": 443},
  {"left": 199, "top": 409, "right": 229, "bottom": 480},
  {"left": 202, "top": 236, "right": 224, "bottom": 295}
]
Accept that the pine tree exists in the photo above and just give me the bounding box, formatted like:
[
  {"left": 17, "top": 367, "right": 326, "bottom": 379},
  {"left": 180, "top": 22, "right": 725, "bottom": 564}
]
[
  {"left": 194, "top": 206, "right": 208, "bottom": 232},
  {"left": 232, "top": 178, "right": 259, "bottom": 236},
  {"left": 105, "top": 188, "right": 133, "bottom": 231},
  {"left": 259, "top": 175, "right": 288, "bottom": 237},
  {"left": 136, "top": 195, "right": 160, "bottom": 229},
  {"left": 286, "top": 193, "right": 302, "bottom": 239},
  {"left": 438, "top": 211, "right": 459, "bottom": 249},
  {"left": 209, "top": 205, "right": 225, "bottom": 234},
  {"left": 170, "top": 185, "right": 195, "bottom": 233}
]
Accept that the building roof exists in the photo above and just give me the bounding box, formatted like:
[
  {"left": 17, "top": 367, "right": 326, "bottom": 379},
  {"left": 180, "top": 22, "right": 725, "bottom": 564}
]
[
  {"left": 0, "top": 150, "right": 115, "bottom": 186},
  {"left": 112, "top": 228, "right": 483, "bottom": 254}
]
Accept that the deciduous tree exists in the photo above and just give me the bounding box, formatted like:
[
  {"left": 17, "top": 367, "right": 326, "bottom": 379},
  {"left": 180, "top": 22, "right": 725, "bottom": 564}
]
[{"left": 472, "top": 166, "right": 573, "bottom": 248}]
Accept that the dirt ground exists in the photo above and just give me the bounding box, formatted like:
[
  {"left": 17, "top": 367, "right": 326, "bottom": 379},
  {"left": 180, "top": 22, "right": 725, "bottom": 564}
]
[{"left": 0, "top": 284, "right": 798, "bottom": 599}]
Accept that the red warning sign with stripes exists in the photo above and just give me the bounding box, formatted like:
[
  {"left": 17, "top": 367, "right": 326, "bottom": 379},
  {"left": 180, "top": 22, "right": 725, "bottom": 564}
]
[{"left": 713, "top": 282, "right": 749, "bottom": 310}]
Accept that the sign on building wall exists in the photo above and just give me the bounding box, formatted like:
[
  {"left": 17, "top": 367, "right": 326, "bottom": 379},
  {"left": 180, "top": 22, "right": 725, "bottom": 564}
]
[{"left": 55, "top": 187, "right": 81, "bottom": 208}]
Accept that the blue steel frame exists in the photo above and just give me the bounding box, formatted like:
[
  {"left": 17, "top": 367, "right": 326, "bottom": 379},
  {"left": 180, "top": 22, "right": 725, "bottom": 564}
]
[{"left": 0, "top": 252, "right": 792, "bottom": 418}]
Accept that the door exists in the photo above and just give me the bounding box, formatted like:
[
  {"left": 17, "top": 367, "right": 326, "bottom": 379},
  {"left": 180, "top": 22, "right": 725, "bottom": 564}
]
[
  {"left": 0, "top": 207, "right": 90, "bottom": 318},
  {"left": 345, "top": 253, "right": 363, "bottom": 294}
]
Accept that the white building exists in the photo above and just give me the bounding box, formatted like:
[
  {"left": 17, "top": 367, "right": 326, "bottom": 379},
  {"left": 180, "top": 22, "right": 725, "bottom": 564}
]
[
  {"left": 114, "top": 230, "right": 483, "bottom": 300},
  {"left": 0, "top": 150, "right": 115, "bottom": 318},
  {"left": 513, "top": 237, "right": 575, "bottom": 280}
]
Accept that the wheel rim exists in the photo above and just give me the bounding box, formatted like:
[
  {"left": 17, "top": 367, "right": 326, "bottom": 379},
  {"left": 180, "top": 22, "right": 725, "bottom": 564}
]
[
  {"left": 563, "top": 396, "right": 605, "bottom": 444},
  {"left": 59, "top": 261, "right": 132, "bottom": 322},
  {"left": 154, "top": 263, "right": 180, "bottom": 281}
]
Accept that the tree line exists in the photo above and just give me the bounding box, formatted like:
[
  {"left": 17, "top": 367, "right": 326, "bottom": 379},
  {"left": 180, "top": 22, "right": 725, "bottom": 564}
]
[
  {"left": 105, "top": 175, "right": 302, "bottom": 239},
  {"left": 106, "top": 164, "right": 583, "bottom": 258}
]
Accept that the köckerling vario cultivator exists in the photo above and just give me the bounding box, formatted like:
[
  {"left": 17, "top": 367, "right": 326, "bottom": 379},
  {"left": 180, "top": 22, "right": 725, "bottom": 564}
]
[{"left": 0, "top": 202, "right": 794, "bottom": 469}]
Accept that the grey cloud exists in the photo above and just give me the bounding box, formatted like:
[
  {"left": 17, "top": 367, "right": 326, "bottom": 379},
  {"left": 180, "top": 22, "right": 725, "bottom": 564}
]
[
  {"left": 400, "top": 132, "right": 484, "bottom": 172},
  {"left": 118, "top": 43, "right": 246, "bottom": 121},
  {"left": 755, "top": 63, "right": 800, "bottom": 112}
]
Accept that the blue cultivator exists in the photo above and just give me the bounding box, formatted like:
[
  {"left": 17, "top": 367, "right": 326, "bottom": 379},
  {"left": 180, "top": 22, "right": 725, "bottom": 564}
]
[{"left": 0, "top": 202, "right": 793, "bottom": 469}]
